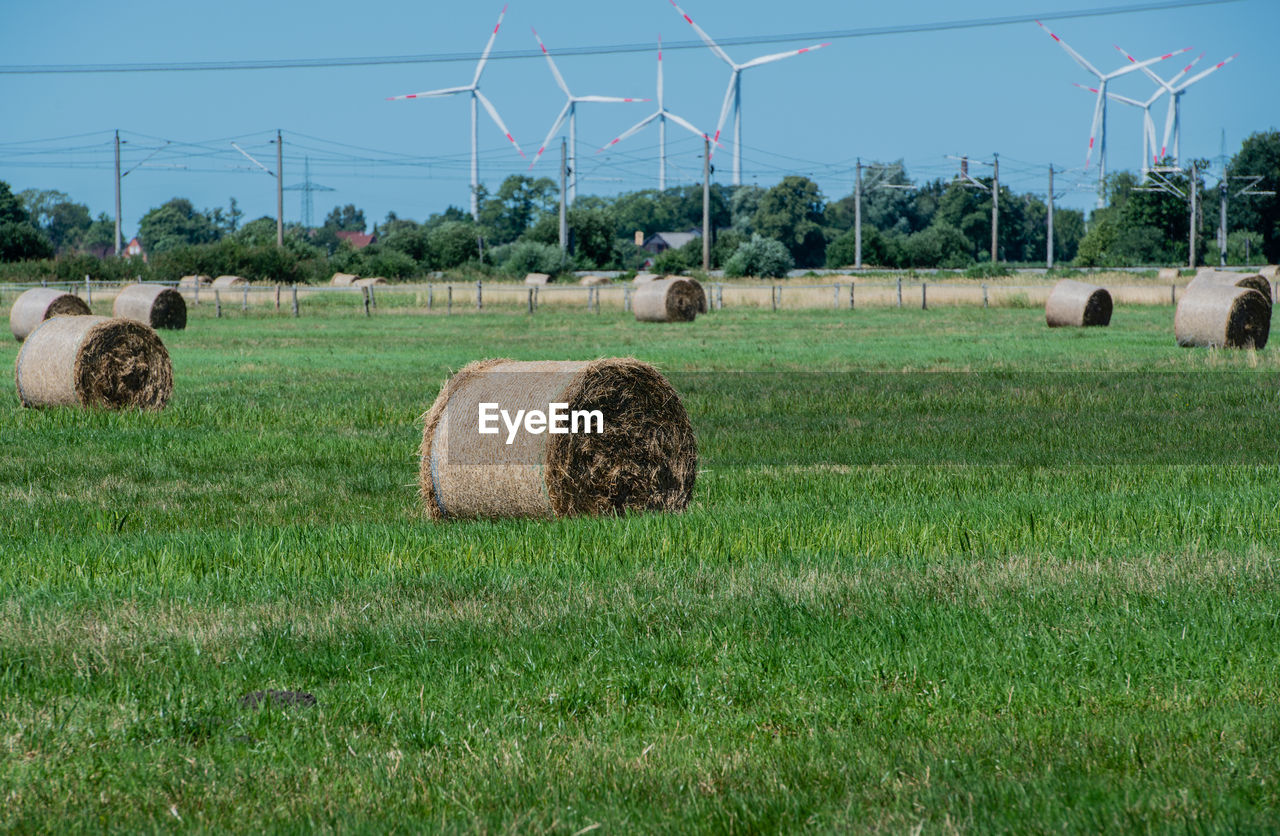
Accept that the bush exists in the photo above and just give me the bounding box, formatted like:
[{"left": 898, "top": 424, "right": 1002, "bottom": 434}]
[
  {"left": 652, "top": 246, "right": 691, "bottom": 274},
  {"left": 964, "top": 261, "right": 1013, "bottom": 279},
  {"left": 723, "top": 234, "right": 794, "bottom": 278},
  {"left": 0, "top": 221, "right": 54, "bottom": 262},
  {"left": 429, "top": 222, "right": 482, "bottom": 270},
  {"left": 901, "top": 223, "right": 971, "bottom": 268},
  {"left": 824, "top": 225, "right": 886, "bottom": 269},
  {"left": 363, "top": 247, "right": 417, "bottom": 279},
  {"left": 501, "top": 241, "right": 564, "bottom": 276}
]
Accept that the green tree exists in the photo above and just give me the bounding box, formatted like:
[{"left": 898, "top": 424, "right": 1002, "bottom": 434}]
[
  {"left": 0, "top": 181, "right": 32, "bottom": 225},
  {"left": 753, "top": 176, "right": 827, "bottom": 267},
  {"left": 825, "top": 225, "right": 886, "bottom": 268},
  {"left": 724, "top": 233, "right": 794, "bottom": 278},
  {"left": 0, "top": 221, "right": 54, "bottom": 261},
  {"left": 427, "top": 221, "right": 481, "bottom": 269},
  {"left": 46, "top": 200, "right": 92, "bottom": 252},
  {"left": 323, "top": 204, "right": 366, "bottom": 232},
  {"left": 1226, "top": 130, "right": 1280, "bottom": 262},
  {"left": 478, "top": 175, "right": 557, "bottom": 244},
  {"left": 566, "top": 206, "right": 615, "bottom": 268},
  {"left": 138, "top": 198, "right": 219, "bottom": 254}
]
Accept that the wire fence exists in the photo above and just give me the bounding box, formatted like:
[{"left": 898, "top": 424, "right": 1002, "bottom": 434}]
[{"left": 2, "top": 276, "right": 1276, "bottom": 318}]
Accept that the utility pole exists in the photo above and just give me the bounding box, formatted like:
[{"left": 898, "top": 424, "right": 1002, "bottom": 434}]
[
  {"left": 702, "top": 138, "right": 711, "bottom": 272},
  {"left": 113, "top": 130, "right": 123, "bottom": 257},
  {"left": 854, "top": 158, "right": 863, "bottom": 270},
  {"left": 991, "top": 153, "right": 999, "bottom": 264},
  {"left": 275, "top": 129, "right": 284, "bottom": 248},
  {"left": 1047, "top": 164, "right": 1055, "bottom": 270},
  {"left": 558, "top": 137, "right": 568, "bottom": 257},
  {"left": 1218, "top": 178, "right": 1228, "bottom": 267},
  {"left": 1188, "top": 162, "right": 1197, "bottom": 269}
]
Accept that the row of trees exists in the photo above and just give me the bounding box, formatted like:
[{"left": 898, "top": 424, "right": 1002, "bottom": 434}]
[{"left": 2, "top": 130, "right": 1277, "bottom": 277}]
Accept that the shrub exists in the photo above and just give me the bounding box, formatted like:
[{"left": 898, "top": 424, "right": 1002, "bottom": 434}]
[
  {"left": 0, "top": 221, "right": 54, "bottom": 262},
  {"left": 964, "top": 261, "right": 1014, "bottom": 279},
  {"left": 363, "top": 247, "right": 417, "bottom": 279},
  {"left": 652, "top": 246, "right": 691, "bottom": 275},
  {"left": 723, "top": 234, "right": 794, "bottom": 278},
  {"left": 501, "top": 241, "right": 564, "bottom": 276}
]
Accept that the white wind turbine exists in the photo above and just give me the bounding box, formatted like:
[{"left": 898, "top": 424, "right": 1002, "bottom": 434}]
[
  {"left": 1073, "top": 83, "right": 1166, "bottom": 176},
  {"left": 598, "top": 37, "right": 713, "bottom": 192},
  {"left": 669, "top": 0, "right": 830, "bottom": 187},
  {"left": 1115, "top": 44, "right": 1238, "bottom": 167},
  {"left": 1036, "top": 20, "right": 1190, "bottom": 206},
  {"left": 528, "top": 27, "right": 648, "bottom": 205},
  {"left": 388, "top": 5, "right": 526, "bottom": 219}
]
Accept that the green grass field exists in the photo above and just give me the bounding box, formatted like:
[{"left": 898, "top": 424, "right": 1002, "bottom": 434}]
[{"left": 3, "top": 304, "right": 1279, "bottom": 833}]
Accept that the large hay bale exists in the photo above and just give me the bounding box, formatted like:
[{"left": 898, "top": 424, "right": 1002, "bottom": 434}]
[
  {"left": 113, "top": 284, "right": 187, "bottom": 330},
  {"left": 524, "top": 273, "right": 551, "bottom": 286},
  {"left": 1174, "top": 285, "right": 1270, "bottom": 349},
  {"left": 419, "top": 358, "right": 697, "bottom": 520},
  {"left": 633, "top": 277, "right": 702, "bottom": 322},
  {"left": 211, "top": 275, "right": 247, "bottom": 289},
  {"left": 1045, "top": 279, "right": 1112, "bottom": 327},
  {"left": 1157, "top": 267, "right": 1180, "bottom": 282},
  {"left": 331, "top": 272, "right": 359, "bottom": 286},
  {"left": 579, "top": 275, "right": 612, "bottom": 287},
  {"left": 10, "top": 288, "right": 92, "bottom": 342},
  {"left": 632, "top": 272, "right": 659, "bottom": 285},
  {"left": 15, "top": 316, "right": 173, "bottom": 410},
  {"left": 353, "top": 277, "right": 387, "bottom": 287},
  {"left": 1186, "top": 270, "right": 1272, "bottom": 305}
]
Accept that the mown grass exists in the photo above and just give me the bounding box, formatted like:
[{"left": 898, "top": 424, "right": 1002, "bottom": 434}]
[{"left": 2, "top": 305, "right": 1279, "bottom": 833}]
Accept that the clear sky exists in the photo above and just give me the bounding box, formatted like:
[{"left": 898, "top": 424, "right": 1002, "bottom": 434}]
[{"left": 1, "top": 0, "right": 1274, "bottom": 237}]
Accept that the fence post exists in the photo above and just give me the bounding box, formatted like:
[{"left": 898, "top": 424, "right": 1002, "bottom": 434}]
[
  {"left": 982, "top": 283, "right": 989, "bottom": 309},
  {"left": 215, "top": 289, "right": 222, "bottom": 318},
  {"left": 849, "top": 281, "right": 855, "bottom": 310},
  {"left": 534, "top": 286, "right": 539, "bottom": 310},
  {"left": 833, "top": 283, "right": 839, "bottom": 310},
  {"left": 1171, "top": 284, "right": 1177, "bottom": 306},
  {"left": 194, "top": 280, "right": 199, "bottom": 307},
  {"left": 292, "top": 284, "right": 299, "bottom": 317},
  {"left": 447, "top": 285, "right": 453, "bottom": 314},
  {"left": 896, "top": 278, "right": 903, "bottom": 308},
  {"left": 922, "top": 281, "right": 927, "bottom": 310},
  {"left": 275, "top": 284, "right": 281, "bottom": 312},
  {"left": 85, "top": 275, "right": 91, "bottom": 306},
  {"left": 242, "top": 283, "right": 249, "bottom": 313},
  {"left": 718, "top": 283, "right": 724, "bottom": 311},
  {"left": 528, "top": 287, "right": 534, "bottom": 314},
  {"left": 476, "top": 279, "right": 482, "bottom": 311},
  {"left": 363, "top": 286, "right": 371, "bottom": 317},
  {"left": 427, "top": 283, "right": 433, "bottom": 311},
  {"left": 41, "top": 277, "right": 47, "bottom": 287},
  {"left": 771, "top": 285, "right": 778, "bottom": 312},
  {"left": 369, "top": 285, "right": 377, "bottom": 310}
]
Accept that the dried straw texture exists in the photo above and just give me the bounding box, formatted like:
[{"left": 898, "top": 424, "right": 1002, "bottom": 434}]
[
  {"left": 579, "top": 275, "right": 612, "bottom": 287},
  {"left": 211, "top": 275, "right": 247, "bottom": 289},
  {"left": 1259, "top": 265, "right": 1279, "bottom": 280},
  {"left": 632, "top": 272, "right": 659, "bottom": 285},
  {"left": 331, "top": 273, "right": 359, "bottom": 286},
  {"left": 177, "top": 275, "right": 210, "bottom": 290},
  {"left": 524, "top": 273, "right": 551, "bottom": 286},
  {"left": 633, "top": 277, "right": 702, "bottom": 322},
  {"left": 10, "top": 288, "right": 91, "bottom": 342},
  {"left": 1186, "top": 270, "right": 1273, "bottom": 305},
  {"left": 353, "top": 277, "right": 387, "bottom": 287},
  {"left": 1157, "top": 268, "right": 1180, "bottom": 282},
  {"left": 113, "top": 284, "right": 188, "bottom": 330},
  {"left": 1175, "top": 285, "right": 1271, "bottom": 349},
  {"left": 1045, "top": 279, "right": 1112, "bottom": 327},
  {"left": 15, "top": 316, "right": 173, "bottom": 410},
  {"left": 419, "top": 358, "right": 697, "bottom": 521}
]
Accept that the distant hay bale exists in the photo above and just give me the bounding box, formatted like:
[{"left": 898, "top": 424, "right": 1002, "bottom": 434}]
[
  {"left": 419, "top": 358, "right": 697, "bottom": 520},
  {"left": 1186, "top": 270, "right": 1272, "bottom": 305},
  {"left": 1259, "top": 265, "right": 1279, "bottom": 280},
  {"left": 177, "top": 275, "right": 210, "bottom": 290},
  {"left": 524, "top": 273, "right": 552, "bottom": 286},
  {"left": 633, "top": 277, "right": 703, "bottom": 322},
  {"left": 10, "top": 288, "right": 92, "bottom": 342},
  {"left": 579, "top": 275, "right": 612, "bottom": 287},
  {"left": 1157, "top": 267, "right": 1180, "bottom": 282},
  {"left": 1175, "top": 285, "right": 1270, "bottom": 349},
  {"left": 353, "top": 277, "right": 387, "bottom": 287},
  {"left": 113, "top": 284, "right": 187, "bottom": 330},
  {"left": 331, "top": 272, "right": 359, "bottom": 286},
  {"left": 1045, "top": 279, "right": 1112, "bottom": 327},
  {"left": 15, "top": 316, "right": 173, "bottom": 410},
  {"left": 211, "top": 275, "right": 247, "bottom": 289},
  {"left": 632, "top": 272, "right": 659, "bottom": 285}
]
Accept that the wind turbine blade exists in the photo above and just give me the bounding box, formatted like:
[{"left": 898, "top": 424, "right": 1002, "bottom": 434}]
[
  {"left": 529, "top": 101, "right": 572, "bottom": 169},
  {"left": 669, "top": 0, "right": 736, "bottom": 67},
  {"left": 711, "top": 72, "right": 736, "bottom": 148},
  {"left": 474, "top": 89, "right": 525, "bottom": 158},
  {"left": 574, "top": 95, "right": 649, "bottom": 103},
  {"left": 599, "top": 112, "right": 660, "bottom": 151},
  {"left": 1072, "top": 81, "right": 1100, "bottom": 94},
  {"left": 1166, "top": 51, "right": 1204, "bottom": 86},
  {"left": 472, "top": 5, "right": 509, "bottom": 87},
  {"left": 664, "top": 111, "right": 712, "bottom": 143},
  {"left": 387, "top": 85, "right": 472, "bottom": 101},
  {"left": 1176, "top": 53, "right": 1238, "bottom": 90},
  {"left": 1160, "top": 94, "right": 1176, "bottom": 161},
  {"left": 1106, "top": 89, "right": 1146, "bottom": 107},
  {"left": 738, "top": 42, "right": 830, "bottom": 70},
  {"left": 532, "top": 27, "right": 572, "bottom": 98},
  {"left": 1106, "top": 47, "right": 1193, "bottom": 80},
  {"left": 656, "top": 37, "right": 664, "bottom": 109},
  {"left": 1085, "top": 90, "right": 1104, "bottom": 170},
  {"left": 1036, "top": 20, "right": 1101, "bottom": 78}
]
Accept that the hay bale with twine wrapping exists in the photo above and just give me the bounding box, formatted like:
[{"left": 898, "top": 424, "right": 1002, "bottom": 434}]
[
  {"left": 353, "top": 277, "right": 387, "bottom": 287},
  {"left": 15, "top": 316, "right": 172, "bottom": 410},
  {"left": 1157, "top": 267, "right": 1180, "bottom": 282},
  {"left": 331, "top": 272, "right": 359, "bottom": 286},
  {"left": 524, "top": 273, "right": 551, "bottom": 286},
  {"left": 211, "top": 275, "right": 247, "bottom": 289},
  {"left": 419, "top": 358, "right": 697, "bottom": 520},
  {"left": 1186, "top": 270, "right": 1272, "bottom": 305},
  {"left": 10, "top": 288, "right": 92, "bottom": 342},
  {"left": 1174, "top": 285, "right": 1270, "bottom": 349},
  {"left": 1045, "top": 279, "right": 1112, "bottom": 327},
  {"left": 633, "top": 277, "right": 703, "bottom": 322},
  {"left": 113, "top": 284, "right": 187, "bottom": 330}
]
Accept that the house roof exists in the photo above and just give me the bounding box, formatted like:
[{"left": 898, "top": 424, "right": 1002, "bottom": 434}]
[
  {"left": 643, "top": 230, "right": 701, "bottom": 250},
  {"left": 336, "top": 230, "right": 376, "bottom": 249}
]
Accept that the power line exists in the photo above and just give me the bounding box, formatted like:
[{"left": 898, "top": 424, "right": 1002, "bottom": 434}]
[{"left": 0, "top": 0, "right": 1244, "bottom": 75}]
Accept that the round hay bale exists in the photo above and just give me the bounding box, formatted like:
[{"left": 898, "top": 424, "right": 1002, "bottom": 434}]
[
  {"left": 353, "top": 277, "right": 387, "bottom": 287},
  {"left": 579, "top": 275, "right": 612, "bottom": 287},
  {"left": 10, "top": 288, "right": 92, "bottom": 342},
  {"left": 15, "top": 316, "right": 173, "bottom": 410},
  {"left": 1259, "top": 265, "right": 1279, "bottom": 280},
  {"left": 331, "top": 272, "right": 359, "bottom": 286},
  {"left": 113, "top": 284, "right": 187, "bottom": 330},
  {"left": 524, "top": 273, "right": 552, "bottom": 286},
  {"left": 632, "top": 272, "right": 659, "bottom": 285},
  {"left": 1157, "top": 267, "right": 1180, "bottom": 282},
  {"left": 1185, "top": 270, "right": 1272, "bottom": 305},
  {"left": 177, "top": 275, "right": 210, "bottom": 290},
  {"left": 211, "top": 275, "right": 247, "bottom": 289},
  {"left": 1175, "top": 285, "right": 1270, "bottom": 349},
  {"left": 1045, "top": 279, "right": 1112, "bottom": 327},
  {"left": 419, "top": 358, "right": 697, "bottom": 520},
  {"left": 633, "top": 277, "right": 702, "bottom": 323}
]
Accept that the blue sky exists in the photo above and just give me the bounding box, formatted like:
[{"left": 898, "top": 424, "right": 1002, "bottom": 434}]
[{"left": 1, "top": 0, "right": 1274, "bottom": 236}]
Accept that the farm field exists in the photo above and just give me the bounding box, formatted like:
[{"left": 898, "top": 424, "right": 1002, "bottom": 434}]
[{"left": 2, "top": 304, "right": 1280, "bottom": 832}]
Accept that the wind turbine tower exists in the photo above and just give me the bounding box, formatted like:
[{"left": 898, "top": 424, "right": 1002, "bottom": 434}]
[{"left": 388, "top": 5, "right": 526, "bottom": 219}]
